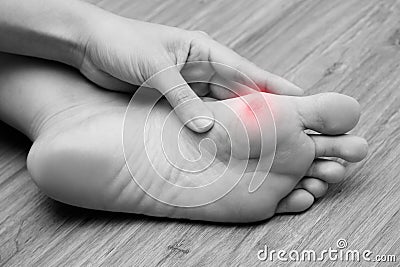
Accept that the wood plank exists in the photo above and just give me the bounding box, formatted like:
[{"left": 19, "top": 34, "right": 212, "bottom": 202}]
[{"left": 0, "top": 0, "right": 399, "bottom": 266}]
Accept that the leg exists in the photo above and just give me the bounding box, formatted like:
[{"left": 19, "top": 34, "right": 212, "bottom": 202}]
[{"left": 0, "top": 53, "right": 368, "bottom": 222}]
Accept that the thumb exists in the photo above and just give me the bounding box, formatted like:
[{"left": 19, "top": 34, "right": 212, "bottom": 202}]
[{"left": 145, "top": 65, "right": 214, "bottom": 133}]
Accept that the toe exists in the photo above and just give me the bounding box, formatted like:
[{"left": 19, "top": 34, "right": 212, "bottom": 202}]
[
  {"left": 305, "top": 159, "right": 346, "bottom": 183},
  {"left": 276, "top": 189, "right": 314, "bottom": 213},
  {"left": 310, "top": 134, "right": 369, "bottom": 162},
  {"left": 296, "top": 93, "right": 360, "bottom": 135},
  {"left": 297, "top": 178, "right": 329, "bottom": 198}
]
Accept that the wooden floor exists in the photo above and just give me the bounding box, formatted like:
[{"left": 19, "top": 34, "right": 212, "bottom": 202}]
[{"left": 1, "top": 0, "right": 399, "bottom": 266}]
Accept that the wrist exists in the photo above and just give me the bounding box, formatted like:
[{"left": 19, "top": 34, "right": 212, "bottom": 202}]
[
  {"left": 70, "top": 2, "right": 124, "bottom": 70},
  {"left": 40, "top": 0, "right": 110, "bottom": 68},
  {"left": 54, "top": 0, "right": 102, "bottom": 68}
]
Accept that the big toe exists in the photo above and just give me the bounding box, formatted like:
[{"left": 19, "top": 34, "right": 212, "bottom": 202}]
[{"left": 296, "top": 93, "right": 361, "bottom": 135}]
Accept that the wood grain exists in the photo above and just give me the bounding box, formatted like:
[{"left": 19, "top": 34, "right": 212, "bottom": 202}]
[{"left": 1, "top": 0, "right": 399, "bottom": 266}]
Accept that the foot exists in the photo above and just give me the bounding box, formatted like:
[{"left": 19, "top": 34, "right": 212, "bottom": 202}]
[{"left": 0, "top": 54, "right": 368, "bottom": 223}]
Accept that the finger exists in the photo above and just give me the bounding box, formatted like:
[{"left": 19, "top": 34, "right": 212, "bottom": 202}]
[
  {"left": 201, "top": 97, "right": 218, "bottom": 102},
  {"left": 180, "top": 43, "right": 262, "bottom": 99},
  {"left": 196, "top": 37, "right": 304, "bottom": 95},
  {"left": 145, "top": 65, "right": 214, "bottom": 133},
  {"left": 190, "top": 82, "right": 210, "bottom": 97},
  {"left": 208, "top": 75, "right": 257, "bottom": 99}
]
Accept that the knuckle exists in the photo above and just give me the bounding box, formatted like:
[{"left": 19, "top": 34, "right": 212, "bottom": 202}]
[{"left": 170, "top": 87, "right": 195, "bottom": 105}]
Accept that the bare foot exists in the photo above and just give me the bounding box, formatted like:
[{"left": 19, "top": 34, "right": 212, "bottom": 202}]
[{"left": 0, "top": 54, "right": 368, "bottom": 222}]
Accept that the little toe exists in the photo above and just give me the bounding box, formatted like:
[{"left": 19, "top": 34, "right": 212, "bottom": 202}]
[
  {"left": 305, "top": 159, "right": 346, "bottom": 183},
  {"left": 311, "top": 134, "right": 369, "bottom": 162},
  {"left": 276, "top": 189, "right": 314, "bottom": 213},
  {"left": 296, "top": 93, "right": 360, "bottom": 135},
  {"left": 296, "top": 178, "right": 329, "bottom": 198}
]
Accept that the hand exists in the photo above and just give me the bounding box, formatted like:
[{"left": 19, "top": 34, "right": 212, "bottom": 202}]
[{"left": 78, "top": 12, "right": 303, "bottom": 132}]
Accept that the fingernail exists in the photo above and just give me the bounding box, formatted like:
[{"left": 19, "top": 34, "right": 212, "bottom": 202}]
[{"left": 188, "top": 118, "right": 214, "bottom": 133}]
